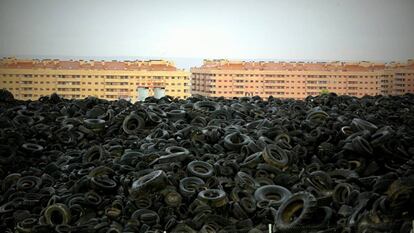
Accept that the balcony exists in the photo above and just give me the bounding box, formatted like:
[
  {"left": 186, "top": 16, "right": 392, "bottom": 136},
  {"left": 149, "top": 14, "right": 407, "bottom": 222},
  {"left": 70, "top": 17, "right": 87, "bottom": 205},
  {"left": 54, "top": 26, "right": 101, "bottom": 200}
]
[
  {"left": 20, "top": 83, "right": 34, "bottom": 88},
  {"left": 104, "top": 84, "right": 131, "bottom": 89},
  {"left": 57, "top": 83, "right": 81, "bottom": 89},
  {"left": 58, "top": 91, "right": 82, "bottom": 96}
]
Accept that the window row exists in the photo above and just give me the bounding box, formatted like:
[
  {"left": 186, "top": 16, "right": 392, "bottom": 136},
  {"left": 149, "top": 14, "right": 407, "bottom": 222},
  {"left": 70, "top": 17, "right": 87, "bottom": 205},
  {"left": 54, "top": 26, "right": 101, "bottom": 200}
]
[{"left": 1, "top": 74, "right": 189, "bottom": 79}]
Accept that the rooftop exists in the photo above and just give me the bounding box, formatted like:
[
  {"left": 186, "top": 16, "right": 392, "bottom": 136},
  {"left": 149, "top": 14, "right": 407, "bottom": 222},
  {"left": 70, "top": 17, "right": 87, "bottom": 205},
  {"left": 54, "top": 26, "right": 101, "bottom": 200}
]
[
  {"left": 196, "top": 59, "right": 414, "bottom": 72},
  {"left": 0, "top": 57, "right": 178, "bottom": 71}
]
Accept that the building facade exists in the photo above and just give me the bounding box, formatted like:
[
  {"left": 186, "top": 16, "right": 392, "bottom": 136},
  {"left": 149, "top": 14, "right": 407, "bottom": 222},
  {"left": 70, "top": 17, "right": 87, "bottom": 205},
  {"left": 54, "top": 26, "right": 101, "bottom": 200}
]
[
  {"left": 191, "top": 59, "right": 414, "bottom": 100},
  {"left": 0, "top": 57, "right": 190, "bottom": 101}
]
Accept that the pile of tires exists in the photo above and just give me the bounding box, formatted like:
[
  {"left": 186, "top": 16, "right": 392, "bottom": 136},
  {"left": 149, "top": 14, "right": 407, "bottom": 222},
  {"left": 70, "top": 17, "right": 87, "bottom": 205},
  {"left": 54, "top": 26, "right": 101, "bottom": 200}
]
[{"left": 0, "top": 89, "right": 414, "bottom": 232}]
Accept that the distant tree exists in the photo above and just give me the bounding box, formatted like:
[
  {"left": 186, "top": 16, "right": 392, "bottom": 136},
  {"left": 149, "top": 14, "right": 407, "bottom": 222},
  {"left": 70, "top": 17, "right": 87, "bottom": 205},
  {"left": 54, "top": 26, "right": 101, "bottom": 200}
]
[{"left": 320, "top": 89, "right": 330, "bottom": 95}]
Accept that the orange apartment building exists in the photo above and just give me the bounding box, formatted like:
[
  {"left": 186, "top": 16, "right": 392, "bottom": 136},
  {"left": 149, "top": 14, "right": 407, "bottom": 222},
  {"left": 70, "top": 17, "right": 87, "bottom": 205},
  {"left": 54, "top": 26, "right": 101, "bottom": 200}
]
[
  {"left": 0, "top": 57, "right": 190, "bottom": 101},
  {"left": 191, "top": 59, "right": 414, "bottom": 100}
]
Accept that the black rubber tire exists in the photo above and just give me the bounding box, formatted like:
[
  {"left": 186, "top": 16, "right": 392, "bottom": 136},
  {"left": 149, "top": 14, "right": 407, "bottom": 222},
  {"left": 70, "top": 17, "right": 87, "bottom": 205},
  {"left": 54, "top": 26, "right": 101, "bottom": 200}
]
[
  {"left": 21, "top": 143, "right": 44, "bottom": 154},
  {"left": 332, "top": 183, "right": 354, "bottom": 205},
  {"left": 305, "top": 171, "right": 333, "bottom": 194},
  {"left": 179, "top": 177, "right": 206, "bottom": 198},
  {"left": 167, "top": 109, "right": 187, "bottom": 119},
  {"left": 130, "top": 170, "right": 167, "bottom": 197},
  {"left": 235, "top": 171, "right": 259, "bottom": 191},
  {"left": 306, "top": 109, "right": 329, "bottom": 125},
  {"left": 0, "top": 89, "right": 14, "bottom": 101},
  {"left": 262, "top": 144, "right": 289, "bottom": 169},
  {"left": 274, "top": 192, "right": 318, "bottom": 232},
  {"left": 157, "top": 146, "right": 191, "bottom": 164},
  {"left": 83, "top": 118, "right": 106, "bottom": 131},
  {"left": 82, "top": 145, "right": 107, "bottom": 163},
  {"left": 254, "top": 185, "right": 292, "bottom": 208},
  {"left": 350, "top": 118, "right": 378, "bottom": 133},
  {"left": 44, "top": 203, "right": 72, "bottom": 226},
  {"left": 197, "top": 189, "right": 228, "bottom": 208},
  {"left": 122, "top": 112, "right": 145, "bottom": 135},
  {"left": 193, "top": 101, "right": 221, "bottom": 112},
  {"left": 351, "top": 136, "right": 373, "bottom": 155},
  {"left": 224, "top": 132, "right": 251, "bottom": 151},
  {"left": 187, "top": 161, "right": 214, "bottom": 179},
  {"left": 241, "top": 152, "right": 263, "bottom": 168}
]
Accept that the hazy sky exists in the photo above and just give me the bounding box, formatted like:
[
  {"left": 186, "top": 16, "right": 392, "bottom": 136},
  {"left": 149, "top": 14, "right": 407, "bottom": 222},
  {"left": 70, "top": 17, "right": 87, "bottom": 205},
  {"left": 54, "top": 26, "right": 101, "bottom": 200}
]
[{"left": 0, "top": 0, "right": 413, "bottom": 66}]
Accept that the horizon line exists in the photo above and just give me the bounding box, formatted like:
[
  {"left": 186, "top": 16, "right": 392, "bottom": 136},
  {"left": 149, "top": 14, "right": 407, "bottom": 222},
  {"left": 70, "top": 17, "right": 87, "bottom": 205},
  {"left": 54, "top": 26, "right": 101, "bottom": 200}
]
[{"left": 2, "top": 54, "right": 414, "bottom": 62}]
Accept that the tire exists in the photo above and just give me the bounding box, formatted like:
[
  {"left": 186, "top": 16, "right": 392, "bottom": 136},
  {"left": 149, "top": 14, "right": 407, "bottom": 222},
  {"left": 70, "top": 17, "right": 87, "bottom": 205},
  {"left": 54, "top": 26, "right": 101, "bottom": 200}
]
[
  {"left": 187, "top": 161, "right": 214, "bottom": 179},
  {"left": 44, "top": 203, "right": 72, "bottom": 225},
  {"left": 83, "top": 118, "right": 105, "bottom": 132},
  {"left": 179, "top": 177, "right": 206, "bottom": 198},
  {"left": 130, "top": 170, "right": 168, "bottom": 197},
  {"left": 224, "top": 132, "right": 251, "bottom": 151},
  {"left": 350, "top": 118, "right": 378, "bottom": 133},
  {"left": 122, "top": 112, "right": 145, "bottom": 135},
  {"left": 254, "top": 185, "right": 292, "bottom": 208},
  {"left": 262, "top": 144, "right": 289, "bottom": 169},
  {"left": 274, "top": 192, "right": 318, "bottom": 232},
  {"left": 193, "top": 101, "right": 220, "bottom": 112},
  {"left": 197, "top": 189, "right": 228, "bottom": 208},
  {"left": 235, "top": 171, "right": 259, "bottom": 191}
]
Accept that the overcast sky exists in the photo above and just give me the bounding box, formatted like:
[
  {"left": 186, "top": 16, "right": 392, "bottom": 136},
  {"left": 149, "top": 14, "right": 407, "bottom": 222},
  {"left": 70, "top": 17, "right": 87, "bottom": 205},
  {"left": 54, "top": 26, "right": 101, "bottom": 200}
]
[{"left": 0, "top": 0, "right": 413, "bottom": 68}]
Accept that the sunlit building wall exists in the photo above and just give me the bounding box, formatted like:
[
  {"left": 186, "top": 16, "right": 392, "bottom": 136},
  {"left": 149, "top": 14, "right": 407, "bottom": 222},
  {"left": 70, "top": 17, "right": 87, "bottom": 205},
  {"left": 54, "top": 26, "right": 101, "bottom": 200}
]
[
  {"left": 0, "top": 57, "right": 190, "bottom": 101},
  {"left": 392, "top": 60, "right": 414, "bottom": 95},
  {"left": 191, "top": 59, "right": 414, "bottom": 99}
]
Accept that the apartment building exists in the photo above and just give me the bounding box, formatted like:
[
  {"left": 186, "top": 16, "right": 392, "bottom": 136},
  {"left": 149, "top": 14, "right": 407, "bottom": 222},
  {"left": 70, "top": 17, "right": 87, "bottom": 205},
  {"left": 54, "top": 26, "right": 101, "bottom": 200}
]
[
  {"left": 191, "top": 59, "right": 414, "bottom": 100},
  {"left": 0, "top": 57, "right": 190, "bottom": 101}
]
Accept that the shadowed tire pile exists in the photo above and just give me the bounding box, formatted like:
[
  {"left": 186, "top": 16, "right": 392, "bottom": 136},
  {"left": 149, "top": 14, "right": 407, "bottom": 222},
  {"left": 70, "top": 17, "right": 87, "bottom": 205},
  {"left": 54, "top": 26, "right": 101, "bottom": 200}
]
[{"left": 1, "top": 89, "right": 414, "bottom": 233}]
